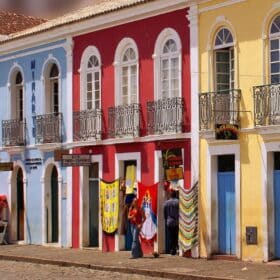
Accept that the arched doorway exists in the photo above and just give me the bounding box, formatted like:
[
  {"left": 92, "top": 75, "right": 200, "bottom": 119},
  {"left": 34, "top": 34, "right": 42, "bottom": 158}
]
[
  {"left": 46, "top": 166, "right": 58, "bottom": 243},
  {"left": 16, "top": 168, "right": 24, "bottom": 241}
]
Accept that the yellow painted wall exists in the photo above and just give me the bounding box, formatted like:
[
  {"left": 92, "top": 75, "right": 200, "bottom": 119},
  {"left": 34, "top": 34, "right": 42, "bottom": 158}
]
[{"left": 198, "top": 0, "right": 280, "bottom": 261}]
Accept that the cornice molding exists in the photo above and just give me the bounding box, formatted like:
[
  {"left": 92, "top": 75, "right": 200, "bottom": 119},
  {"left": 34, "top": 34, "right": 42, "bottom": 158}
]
[
  {"left": 199, "top": 0, "right": 246, "bottom": 14},
  {"left": 0, "top": 0, "right": 189, "bottom": 55}
]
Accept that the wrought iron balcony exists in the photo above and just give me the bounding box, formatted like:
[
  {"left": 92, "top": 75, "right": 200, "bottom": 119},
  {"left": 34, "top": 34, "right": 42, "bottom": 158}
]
[
  {"left": 147, "top": 97, "right": 184, "bottom": 135},
  {"left": 73, "top": 109, "right": 102, "bottom": 141},
  {"left": 253, "top": 83, "right": 280, "bottom": 126},
  {"left": 108, "top": 103, "right": 140, "bottom": 138},
  {"left": 35, "top": 113, "right": 62, "bottom": 144},
  {"left": 2, "top": 118, "right": 26, "bottom": 146},
  {"left": 199, "top": 89, "right": 241, "bottom": 130}
]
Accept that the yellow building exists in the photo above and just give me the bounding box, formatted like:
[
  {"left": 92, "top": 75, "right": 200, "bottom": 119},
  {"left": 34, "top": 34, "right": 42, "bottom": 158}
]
[{"left": 198, "top": 0, "right": 280, "bottom": 262}]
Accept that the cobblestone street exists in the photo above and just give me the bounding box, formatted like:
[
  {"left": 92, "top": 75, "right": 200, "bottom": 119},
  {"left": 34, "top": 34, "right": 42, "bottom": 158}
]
[{"left": 0, "top": 260, "right": 167, "bottom": 280}]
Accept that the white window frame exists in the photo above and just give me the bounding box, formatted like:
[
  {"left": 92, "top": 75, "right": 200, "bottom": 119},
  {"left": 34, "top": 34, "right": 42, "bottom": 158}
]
[
  {"left": 269, "top": 15, "right": 280, "bottom": 84},
  {"left": 120, "top": 47, "right": 138, "bottom": 105},
  {"left": 114, "top": 38, "right": 139, "bottom": 106},
  {"left": 153, "top": 28, "right": 182, "bottom": 100},
  {"left": 213, "top": 27, "right": 234, "bottom": 92},
  {"left": 41, "top": 56, "right": 61, "bottom": 115},
  {"left": 7, "top": 64, "right": 25, "bottom": 121},
  {"left": 15, "top": 72, "right": 24, "bottom": 120},
  {"left": 49, "top": 65, "right": 59, "bottom": 114},
  {"left": 80, "top": 46, "right": 102, "bottom": 110}
]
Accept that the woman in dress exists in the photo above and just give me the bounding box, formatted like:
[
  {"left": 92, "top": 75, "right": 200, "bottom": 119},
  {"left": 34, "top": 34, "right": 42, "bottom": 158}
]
[{"left": 128, "top": 198, "right": 145, "bottom": 259}]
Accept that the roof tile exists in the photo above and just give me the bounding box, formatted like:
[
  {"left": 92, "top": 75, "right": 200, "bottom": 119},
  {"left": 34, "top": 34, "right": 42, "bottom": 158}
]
[
  {"left": 6, "top": 0, "right": 152, "bottom": 41},
  {"left": 0, "top": 11, "right": 46, "bottom": 35}
]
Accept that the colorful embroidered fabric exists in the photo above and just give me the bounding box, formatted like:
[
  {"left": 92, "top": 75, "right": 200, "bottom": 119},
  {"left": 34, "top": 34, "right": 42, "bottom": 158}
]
[
  {"left": 179, "top": 182, "right": 198, "bottom": 252},
  {"left": 100, "top": 179, "right": 119, "bottom": 233}
]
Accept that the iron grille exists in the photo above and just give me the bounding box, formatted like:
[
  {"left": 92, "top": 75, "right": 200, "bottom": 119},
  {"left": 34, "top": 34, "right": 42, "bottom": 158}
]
[
  {"left": 73, "top": 109, "right": 102, "bottom": 141},
  {"left": 2, "top": 118, "right": 26, "bottom": 146},
  {"left": 147, "top": 97, "right": 184, "bottom": 135},
  {"left": 199, "top": 89, "right": 241, "bottom": 130},
  {"left": 108, "top": 103, "right": 140, "bottom": 138},
  {"left": 35, "top": 113, "right": 62, "bottom": 144},
  {"left": 253, "top": 84, "right": 280, "bottom": 126}
]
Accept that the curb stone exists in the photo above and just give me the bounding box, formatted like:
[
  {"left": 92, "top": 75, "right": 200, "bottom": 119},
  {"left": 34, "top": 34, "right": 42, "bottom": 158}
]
[{"left": 0, "top": 254, "right": 242, "bottom": 280}]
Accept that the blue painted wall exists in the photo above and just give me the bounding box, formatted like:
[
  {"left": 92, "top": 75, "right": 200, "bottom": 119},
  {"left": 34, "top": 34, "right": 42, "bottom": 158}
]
[{"left": 0, "top": 40, "right": 69, "bottom": 246}]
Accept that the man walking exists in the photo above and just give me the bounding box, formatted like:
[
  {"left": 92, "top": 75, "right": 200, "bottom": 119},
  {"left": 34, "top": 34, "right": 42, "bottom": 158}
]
[{"left": 164, "top": 190, "right": 179, "bottom": 255}]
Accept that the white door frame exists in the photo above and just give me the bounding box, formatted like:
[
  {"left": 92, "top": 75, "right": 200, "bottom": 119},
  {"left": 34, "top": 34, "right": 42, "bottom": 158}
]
[
  {"left": 41, "top": 158, "right": 62, "bottom": 247},
  {"left": 206, "top": 144, "right": 240, "bottom": 258},
  {"left": 79, "top": 154, "right": 103, "bottom": 250},
  {"left": 8, "top": 161, "right": 27, "bottom": 244},
  {"left": 115, "top": 152, "right": 141, "bottom": 251},
  {"left": 261, "top": 141, "right": 280, "bottom": 261}
]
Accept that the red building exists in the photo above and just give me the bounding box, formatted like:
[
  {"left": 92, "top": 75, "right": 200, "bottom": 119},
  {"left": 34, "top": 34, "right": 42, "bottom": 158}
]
[{"left": 71, "top": 1, "right": 197, "bottom": 254}]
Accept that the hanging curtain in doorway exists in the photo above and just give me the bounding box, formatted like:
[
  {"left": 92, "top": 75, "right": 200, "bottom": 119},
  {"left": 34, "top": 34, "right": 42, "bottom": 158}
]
[
  {"left": 138, "top": 182, "right": 158, "bottom": 241},
  {"left": 125, "top": 165, "right": 136, "bottom": 195},
  {"left": 100, "top": 179, "right": 119, "bottom": 234},
  {"left": 178, "top": 182, "right": 198, "bottom": 252}
]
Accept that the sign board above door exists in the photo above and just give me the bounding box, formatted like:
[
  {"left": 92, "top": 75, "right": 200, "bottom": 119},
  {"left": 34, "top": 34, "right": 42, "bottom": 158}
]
[
  {"left": 61, "top": 154, "right": 91, "bottom": 167},
  {"left": 0, "top": 162, "right": 13, "bottom": 171}
]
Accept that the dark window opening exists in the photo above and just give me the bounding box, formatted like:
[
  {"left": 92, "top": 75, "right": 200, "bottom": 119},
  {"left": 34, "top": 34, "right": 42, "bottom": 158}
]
[
  {"left": 274, "top": 152, "right": 280, "bottom": 170},
  {"left": 218, "top": 154, "right": 235, "bottom": 172}
]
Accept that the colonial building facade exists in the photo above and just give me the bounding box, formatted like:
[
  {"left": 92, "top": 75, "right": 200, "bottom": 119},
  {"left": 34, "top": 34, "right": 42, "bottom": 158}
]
[
  {"left": 0, "top": 38, "right": 72, "bottom": 247},
  {"left": 199, "top": 0, "right": 280, "bottom": 262},
  {"left": 70, "top": 1, "right": 198, "bottom": 253},
  {"left": 0, "top": 0, "right": 199, "bottom": 255}
]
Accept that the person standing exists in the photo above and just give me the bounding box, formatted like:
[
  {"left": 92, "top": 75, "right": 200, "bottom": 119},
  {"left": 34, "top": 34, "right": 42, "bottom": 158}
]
[
  {"left": 128, "top": 198, "right": 145, "bottom": 259},
  {"left": 164, "top": 190, "right": 179, "bottom": 255}
]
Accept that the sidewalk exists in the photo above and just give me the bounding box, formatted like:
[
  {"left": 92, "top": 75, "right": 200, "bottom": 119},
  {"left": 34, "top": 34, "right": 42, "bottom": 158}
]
[{"left": 0, "top": 245, "right": 279, "bottom": 280}]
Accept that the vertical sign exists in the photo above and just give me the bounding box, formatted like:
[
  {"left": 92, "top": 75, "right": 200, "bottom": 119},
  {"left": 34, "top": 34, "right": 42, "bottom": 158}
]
[{"left": 31, "top": 60, "right": 36, "bottom": 138}]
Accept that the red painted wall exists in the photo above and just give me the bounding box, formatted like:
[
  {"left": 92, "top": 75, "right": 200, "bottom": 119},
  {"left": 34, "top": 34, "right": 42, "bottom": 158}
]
[
  {"left": 73, "top": 8, "right": 191, "bottom": 135},
  {"left": 72, "top": 8, "right": 191, "bottom": 249}
]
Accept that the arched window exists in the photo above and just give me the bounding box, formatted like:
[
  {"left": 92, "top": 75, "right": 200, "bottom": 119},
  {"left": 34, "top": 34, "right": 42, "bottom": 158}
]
[
  {"left": 154, "top": 28, "right": 182, "bottom": 100},
  {"left": 49, "top": 64, "right": 59, "bottom": 114},
  {"left": 80, "top": 46, "right": 101, "bottom": 111},
  {"left": 114, "top": 38, "right": 139, "bottom": 106},
  {"left": 160, "top": 38, "right": 180, "bottom": 99},
  {"left": 85, "top": 55, "right": 100, "bottom": 110},
  {"left": 120, "top": 46, "right": 137, "bottom": 104},
  {"left": 214, "top": 28, "right": 234, "bottom": 91},
  {"left": 14, "top": 72, "right": 23, "bottom": 120},
  {"left": 270, "top": 15, "right": 280, "bottom": 84}
]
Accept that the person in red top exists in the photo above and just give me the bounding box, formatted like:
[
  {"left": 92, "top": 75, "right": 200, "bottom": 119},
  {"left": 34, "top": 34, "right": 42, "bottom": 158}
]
[{"left": 128, "top": 198, "right": 145, "bottom": 259}]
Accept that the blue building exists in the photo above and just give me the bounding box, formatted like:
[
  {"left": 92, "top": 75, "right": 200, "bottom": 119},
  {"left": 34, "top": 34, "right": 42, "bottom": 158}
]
[{"left": 0, "top": 37, "right": 72, "bottom": 247}]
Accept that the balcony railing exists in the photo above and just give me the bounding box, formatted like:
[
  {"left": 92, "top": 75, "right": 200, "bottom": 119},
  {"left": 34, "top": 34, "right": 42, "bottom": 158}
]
[
  {"left": 73, "top": 109, "right": 102, "bottom": 141},
  {"left": 108, "top": 103, "right": 140, "bottom": 138},
  {"left": 253, "top": 83, "right": 280, "bottom": 126},
  {"left": 35, "top": 113, "right": 62, "bottom": 144},
  {"left": 199, "top": 89, "right": 241, "bottom": 130},
  {"left": 2, "top": 118, "right": 26, "bottom": 146},
  {"left": 147, "top": 97, "right": 184, "bottom": 135}
]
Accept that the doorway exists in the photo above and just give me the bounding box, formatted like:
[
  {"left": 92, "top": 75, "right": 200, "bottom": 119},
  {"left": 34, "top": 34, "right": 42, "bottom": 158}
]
[
  {"left": 46, "top": 166, "right": 58, "bottom": 243},
  {"left": 123, "top": 160, "right": 136, "bottom": 251},
  {"left": 88, "top": 163, "right": 99, "bottom": 247},
  {"left": 274, "top": 152, "right": 280, "bottom": 258},
  {"left": 16, "top": 168, "right": 24, "bottom": 241},
  {"left": 217, "top": 155, "right": 235, "bottom": 255}
]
